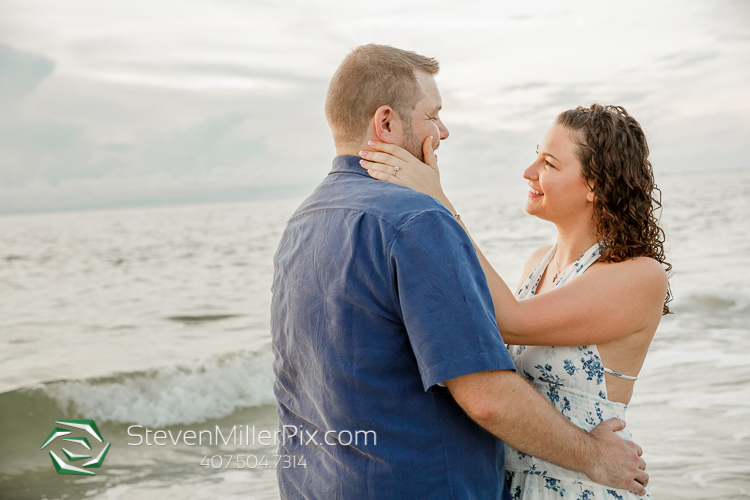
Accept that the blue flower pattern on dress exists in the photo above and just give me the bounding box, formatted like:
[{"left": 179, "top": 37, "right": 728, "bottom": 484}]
[
  {"left": 511, "top": 486, "right": 523, "bottom": 500},
  {"left": 522, "top": 463, "right": 546, "bottom": 476},
  {"left": 536, "top": 363, "right": 566, "bottom": 404},
  {"left": 564, "top": 359, "right": 579, "bottom": 376},
  {"left": 580, "top": 348, "right": 605, "bottom": 386},
  {"left": 561, "top": 396, "right": 571, "bottom": 417},
  {"left": 545, "top": 477, "right": 567, "bottom": 497},
  {"left": 584, "top": 402, "right": 605, "bottom": 427},
  {"left": 505, "top": 243, "right": 652, "bottom": 499}
]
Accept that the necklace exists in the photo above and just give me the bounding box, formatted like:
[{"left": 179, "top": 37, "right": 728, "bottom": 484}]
[{"left": 552, "top": 250, "right": 582, "bottom": 283}]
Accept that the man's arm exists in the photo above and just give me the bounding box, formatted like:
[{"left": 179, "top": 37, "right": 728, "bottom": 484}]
[{"left": 445, "top": 369, "right": 648, "bottom": 495}]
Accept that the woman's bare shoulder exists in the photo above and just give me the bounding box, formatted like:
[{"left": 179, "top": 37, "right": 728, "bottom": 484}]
[
  {"left": 597, "top": 255, "right": 667, "bottom": 278},
  {"left": 527, "top": 245, "right": 554, "bottom": 264},
  {"left": 628, "top": 256, "right": 669, "bottom": 292},
  {"left": 592, "top": 255, "right": 669, "bottom": 297}
]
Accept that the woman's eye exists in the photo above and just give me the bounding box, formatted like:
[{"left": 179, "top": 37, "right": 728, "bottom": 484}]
[{"left": 545, "top": 160, "right": 555, "bottom": 168}]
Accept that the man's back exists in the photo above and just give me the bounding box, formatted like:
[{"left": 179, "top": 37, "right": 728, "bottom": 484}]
[{"left": 271, "top": 155, "right": 515, "bottom": 499}]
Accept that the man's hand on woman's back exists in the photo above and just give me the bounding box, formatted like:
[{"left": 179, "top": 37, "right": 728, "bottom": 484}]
[
  {"left": 586, "top": 417, "right": 648, "bottom": 494},
  {"left": 445, "top": 370, "right": 648, "bottom": 495}
]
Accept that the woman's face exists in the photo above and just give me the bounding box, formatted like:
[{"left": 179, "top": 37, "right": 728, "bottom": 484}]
[{"left": 523, "top": 124, "right": 595, "bottom": 223}]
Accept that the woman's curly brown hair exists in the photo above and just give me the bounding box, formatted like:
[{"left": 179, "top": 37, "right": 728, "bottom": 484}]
[{"left": 556, "top": 104, "right": 672, "bottom": 314}]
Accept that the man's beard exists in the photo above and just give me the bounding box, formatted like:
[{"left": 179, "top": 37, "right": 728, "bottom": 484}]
[{"left": 402, "top": 121, "right": 425, "bottom": 162}]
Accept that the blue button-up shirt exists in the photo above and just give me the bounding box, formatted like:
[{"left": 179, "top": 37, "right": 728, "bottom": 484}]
[{"left": 271, "top": 155, "right": 516, "bottom": 499}]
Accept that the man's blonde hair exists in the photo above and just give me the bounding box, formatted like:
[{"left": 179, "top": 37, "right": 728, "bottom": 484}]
[{"left": 325, "top": 44, "right": 440, "bottom": 146}]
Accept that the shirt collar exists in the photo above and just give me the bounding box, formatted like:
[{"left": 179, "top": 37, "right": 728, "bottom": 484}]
[{"left": 328, "top": 155, "right": 371, "bottom": 178}]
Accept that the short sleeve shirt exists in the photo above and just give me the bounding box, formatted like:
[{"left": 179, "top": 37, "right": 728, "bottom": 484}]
[{"left": 271, "top": 155, "right": 516, "bottom": 499}]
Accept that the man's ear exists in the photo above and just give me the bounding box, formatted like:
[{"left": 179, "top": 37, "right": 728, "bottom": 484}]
[{"left": 372, "top": 105, "right": 400, "bottom": 144}]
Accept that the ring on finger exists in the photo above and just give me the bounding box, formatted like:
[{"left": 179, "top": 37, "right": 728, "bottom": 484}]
[{"left": 393, "top": 166, "right": 400, "bottom": 177}]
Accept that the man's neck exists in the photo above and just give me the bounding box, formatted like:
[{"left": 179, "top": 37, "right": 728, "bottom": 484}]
[{"left": 335, "top": 143, "right": 368, "bottom": 157}]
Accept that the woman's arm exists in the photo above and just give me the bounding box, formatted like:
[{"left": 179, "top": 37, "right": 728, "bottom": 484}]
[
  {"left": 462, "top": 216, "right": 667, "bottom": 345},
  {"left": 361, "top": 140, "right": 669, "bottom": 345}
]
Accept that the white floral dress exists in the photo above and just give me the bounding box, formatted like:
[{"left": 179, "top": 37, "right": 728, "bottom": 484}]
[{"left": 505, "top": 243, "right": 652, "bottom": 500}]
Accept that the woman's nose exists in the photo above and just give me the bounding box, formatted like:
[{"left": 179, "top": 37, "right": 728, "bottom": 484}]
[{"left": 523, "top": 162, "right": 539, "bottom": 180}]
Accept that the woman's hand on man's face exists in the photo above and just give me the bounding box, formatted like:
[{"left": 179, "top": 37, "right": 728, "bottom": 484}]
[{"left": 358, "top": 136, "right": 448, "bottom": 204}]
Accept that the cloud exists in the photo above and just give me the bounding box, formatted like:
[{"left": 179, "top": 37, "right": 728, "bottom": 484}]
[
  {"left": 0, "top": 71, "right": 336, "bottom": 212},
  {"left": 658, "top": 50, "right": 720, "bottom": 69},
  {"left": 709, "top": 0, "right": 750, "bottom": 42},
  {"left": 0, "top": 0, "right": 747, "bottom": 213},
  {"left": 0, "top": 44, "right": 55, "bottom": 105},
  {"left": 501, "top": 82, "right": 549, "bottom": 92}
]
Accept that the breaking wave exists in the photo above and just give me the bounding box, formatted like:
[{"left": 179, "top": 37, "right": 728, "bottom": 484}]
[{"left": 0, "top": 348, "right": 275, "bottom": 428}]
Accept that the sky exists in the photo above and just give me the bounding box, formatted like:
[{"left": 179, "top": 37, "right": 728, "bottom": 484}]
[{"left": 0, "top": 0, "right": 748, "bottom": 213}]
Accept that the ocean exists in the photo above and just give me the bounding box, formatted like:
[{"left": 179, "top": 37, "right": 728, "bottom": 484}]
[{"left": 1, "top": 166, "right": 749, "bottom": 499}]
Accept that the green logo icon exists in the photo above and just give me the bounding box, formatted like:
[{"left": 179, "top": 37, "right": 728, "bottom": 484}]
[{"left": 40, "top": 420, "right": 111, "bottom": 475}]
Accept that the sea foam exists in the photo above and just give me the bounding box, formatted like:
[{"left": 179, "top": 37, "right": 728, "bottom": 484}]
[{"left": 39, "top": 348, "right": 276, "bottom": 427}]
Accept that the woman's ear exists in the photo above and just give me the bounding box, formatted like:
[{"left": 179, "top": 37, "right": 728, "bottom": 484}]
[
  {"left": 373, "top": 105, "right": 399, "bottom": 143},
  {"left": 585, "top": 180, "right": 596, "bottom": 202}
]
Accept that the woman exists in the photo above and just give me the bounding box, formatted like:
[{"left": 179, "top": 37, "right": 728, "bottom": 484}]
[{"left": 358, "top": 104, "right": 671, "bottom": 499}]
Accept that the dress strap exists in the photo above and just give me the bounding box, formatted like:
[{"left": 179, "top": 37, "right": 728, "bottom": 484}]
[
  {"left": 516, "top": 242, "right": 602, "bottom": 299},
  {"left": 603, "top": 366, "right": 638, "bottom": 381},
  {"left": 516, "top": 246, "right": 557, "bottom": 299},
  {"left": 552, "top": 242, "right": 602, "bottom": 287}
]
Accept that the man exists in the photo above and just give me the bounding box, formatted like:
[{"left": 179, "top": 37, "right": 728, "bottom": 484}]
[{"left": 271, "top": 44, "right": 648, "bottom": 499}]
